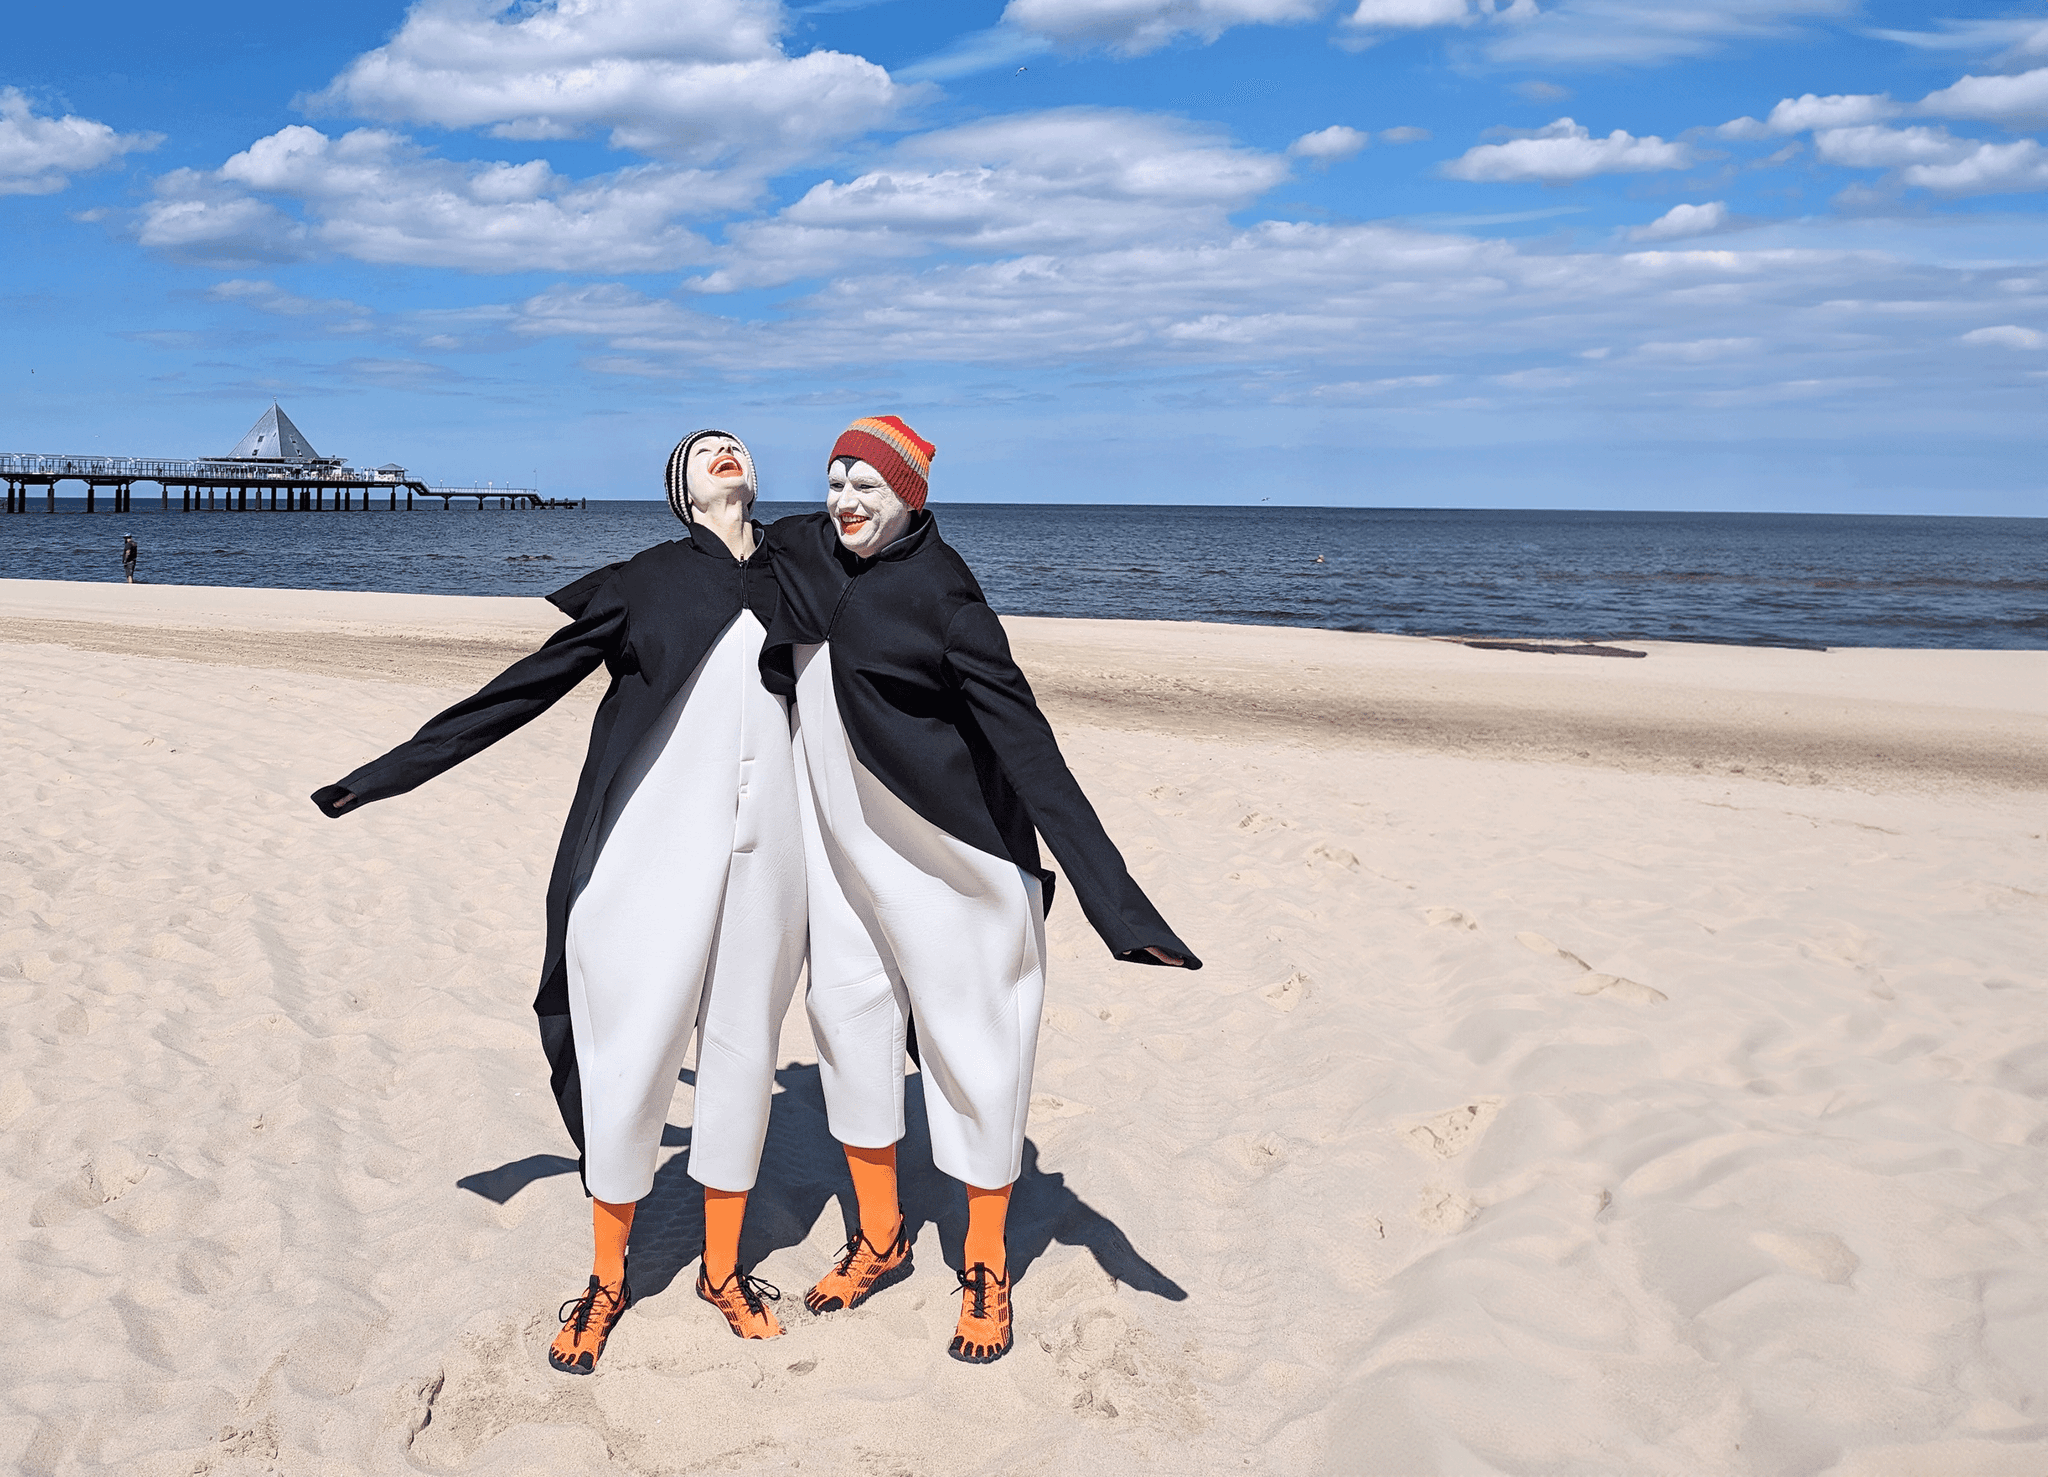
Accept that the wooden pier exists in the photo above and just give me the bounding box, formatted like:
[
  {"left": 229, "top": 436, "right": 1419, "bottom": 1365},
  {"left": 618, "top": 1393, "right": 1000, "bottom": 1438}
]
[
  {"left": 4, "top": 407, "right": 582, "bottom": 514},
  {"left": 1, "top": 456, "right": 581, "bottom": 514}
]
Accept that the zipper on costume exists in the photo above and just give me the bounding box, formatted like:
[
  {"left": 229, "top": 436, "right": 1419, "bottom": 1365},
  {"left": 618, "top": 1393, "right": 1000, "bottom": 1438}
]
[{"left": 825, "top": 555, "right": 863, "bottom": 638}]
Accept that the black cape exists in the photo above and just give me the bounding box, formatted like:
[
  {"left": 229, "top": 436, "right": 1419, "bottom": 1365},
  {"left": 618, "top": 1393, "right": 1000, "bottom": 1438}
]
[
  {"left": 310, "top": 523, "right": 780, "bottom": 1167},
  {"left": 758, "top": 511, "right": 1200, "bottom": 971}
]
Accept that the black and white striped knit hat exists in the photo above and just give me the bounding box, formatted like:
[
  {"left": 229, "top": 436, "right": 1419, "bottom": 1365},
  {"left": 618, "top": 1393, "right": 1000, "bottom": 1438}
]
[{"left": 665, "top": 429, "right": 755, "bottom": 525}]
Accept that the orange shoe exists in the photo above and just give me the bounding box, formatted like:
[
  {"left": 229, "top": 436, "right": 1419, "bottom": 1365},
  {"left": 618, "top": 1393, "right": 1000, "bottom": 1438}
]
[
  {"left": 804, "top": 1220, "right": 912, "bottom": 1314},
  {"left": 696, "top": 1265, "right": 785, "bottom": 1339},
  {"left": 549, "top": 1274, "right": 630, "bottom": 1374},
  {"left": 948, "top": 1263, "right": 1012, "bottom": 1364}
]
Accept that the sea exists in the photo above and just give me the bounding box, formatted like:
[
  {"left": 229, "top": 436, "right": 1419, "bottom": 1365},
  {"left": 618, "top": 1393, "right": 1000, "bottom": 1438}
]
[{"left": 4, "top": 499, "right": 2045, "bottom": 650}]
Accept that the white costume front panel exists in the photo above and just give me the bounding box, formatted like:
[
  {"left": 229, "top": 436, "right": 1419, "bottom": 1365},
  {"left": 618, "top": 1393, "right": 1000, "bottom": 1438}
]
[
  {"left": 565, "top": 611, "right": 805, "bottom": 1201},
  {"left": 791, "top": 642, "right": 1046, "bottom": 1189}
]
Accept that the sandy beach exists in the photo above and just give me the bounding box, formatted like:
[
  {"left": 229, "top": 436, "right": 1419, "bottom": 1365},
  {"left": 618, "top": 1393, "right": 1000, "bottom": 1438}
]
[{"left": 2, "top": 576, "right": 2043, "bottom": 1476}]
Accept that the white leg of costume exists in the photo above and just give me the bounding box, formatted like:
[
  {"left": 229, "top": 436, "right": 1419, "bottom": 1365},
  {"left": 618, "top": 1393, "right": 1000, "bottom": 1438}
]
[
  {"left": 564, "top": 611, "right": 805, "bottom": 1203},
  {"left": 791, "top": 643, "right": 1046, "bottom": 1190}
]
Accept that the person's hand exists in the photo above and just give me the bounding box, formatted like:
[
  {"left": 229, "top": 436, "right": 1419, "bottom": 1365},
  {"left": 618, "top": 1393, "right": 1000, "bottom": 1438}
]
[
  {"left": 1144, "top": 946, "right": 1186, "bottom": 967},
  {"left": 332, "top": 791, "right": 356, "bottom": 811}
]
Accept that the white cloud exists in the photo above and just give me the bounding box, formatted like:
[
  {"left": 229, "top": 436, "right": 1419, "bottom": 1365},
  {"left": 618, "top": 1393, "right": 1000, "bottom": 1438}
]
[
  {"left": 1919, "top": 67, "right": 2048, "bottom": 128},
  {"left": 1484, "top": 0, "right": 1855, "bottom": 67},
  {"left": 1380, "top": 125, "right": 1432, "bottom": 143},
  {"left": 1305, "top": 375, "right": 1450, "bottom": 400},
  {"left": 308, "top": 0, "right": 903, "bottom": 171},
  {"left": 141, "top": 126, "right": 716, "bottom": 271},
  {"left": 1717, "top": 116, "right": 1771, "bottom": 140},
  {"left": 1495, "top": 365, "right": 1578, "bottom": 388},
  {"left": 207, "top": 278, "right": 373, "bottom": 325},
  {"left": 474, "top": 216, "right": 2037, "bottom": 422},
  {"left": 1290, "top": 125, "right": 1369, "bottom": 163},
  {"left": 1636, "top": 336, "right": 1760, "bottom": 361},
  {"left": 1763, "top": 92, "right": 1899, "bottom": 133},
  {"left": 1813, "top": 124, "right": 1972, "bottom": 169},
  {"left": 1874, "top": 19, "right": 2048, "bottom": 66},
  {"left": 138, "top": 172, "right": 310, "bottom": 262},
  {"left": 1898, "top": 138, "right": 2048, "bottom": 196},
  {"left": 1442, "top": 117, "right": 1691, "bottom": 183},
  {"left": 893, "top": 26, "right": 1049, "bottom": 82},
  {"left": 0, "top": 87, "right": 160, "bottom": 196},
  {"left": 1345, "top": 0, "right": 1484, "bottom": 29},
  {"left": 1960, "top": 324, "right": 2045, "bottom": 349},
  {"left": 999, "top": 0, "right": 1328, "bottom": 56},
  {"left": 691, "top": 109, "right": 1290, "bottom": 289},
  {"left": 1629, "top": 201, "right": 1730, "bottom": 241}
]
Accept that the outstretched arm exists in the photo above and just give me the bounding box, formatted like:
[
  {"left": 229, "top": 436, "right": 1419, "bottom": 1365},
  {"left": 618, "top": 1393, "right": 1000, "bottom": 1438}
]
[
  {"left": 311, "top": 573, "right": 628, "bottom": 818},
  {"left": 944, "top": 600, "right": 1199, "bottom": 969}
]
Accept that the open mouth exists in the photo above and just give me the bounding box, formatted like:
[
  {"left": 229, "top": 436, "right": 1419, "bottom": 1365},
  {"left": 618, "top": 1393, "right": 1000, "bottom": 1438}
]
[
  {"left": 707, "top": 453, "right": 745, "bottom": 479},
  {"left": 835, "top": 511, "right": 871, "bottom": 537}
]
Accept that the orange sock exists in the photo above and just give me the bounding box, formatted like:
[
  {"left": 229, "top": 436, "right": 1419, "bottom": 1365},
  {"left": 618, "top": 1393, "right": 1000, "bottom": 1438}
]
[
  {"left": 963, "top": 1183, "right": 1010, "bottom": 1279},
  {"left": 845, "top": 1143, "right": 900, "bottom": 1246},
  {"left": 703, "top": 1188, "right": 747, "bottom": 1285},
  {"left": 593, "top": 1197, "right": 635, "bottom": 1289}
]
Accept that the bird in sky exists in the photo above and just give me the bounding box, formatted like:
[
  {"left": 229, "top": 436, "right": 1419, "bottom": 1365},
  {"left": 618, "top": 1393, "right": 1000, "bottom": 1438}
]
[{"left": 1015, "top": 66, "right": 1028, "bottom": 74}]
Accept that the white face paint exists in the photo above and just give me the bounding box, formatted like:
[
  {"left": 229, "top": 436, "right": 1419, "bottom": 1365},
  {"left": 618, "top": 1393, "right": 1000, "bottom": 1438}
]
[
  {"left": 685, "top": 434, "right": 755, "bottom": 520},
  {"left": 827, "top": 457, "right": 912, "bottom": 558}
]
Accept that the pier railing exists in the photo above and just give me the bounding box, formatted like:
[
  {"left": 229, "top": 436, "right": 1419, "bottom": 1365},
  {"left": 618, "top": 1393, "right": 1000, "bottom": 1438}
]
[
  {"left": 2, "top": 452, "right": 577, "bottom": 512},
  {"left": 0, "top": 453, "right": 378, "bottom": 481}
]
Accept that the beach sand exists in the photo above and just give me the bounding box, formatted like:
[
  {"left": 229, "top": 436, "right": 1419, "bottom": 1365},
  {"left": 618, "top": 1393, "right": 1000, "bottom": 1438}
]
[{"left": 2, "top": 577, "right": 2043, "bottom": 1476}]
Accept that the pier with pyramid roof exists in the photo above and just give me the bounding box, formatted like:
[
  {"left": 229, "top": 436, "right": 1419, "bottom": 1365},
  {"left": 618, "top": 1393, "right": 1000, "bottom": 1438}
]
[{"left": 2, "top": 404, "right": 579, "bottom": 513}]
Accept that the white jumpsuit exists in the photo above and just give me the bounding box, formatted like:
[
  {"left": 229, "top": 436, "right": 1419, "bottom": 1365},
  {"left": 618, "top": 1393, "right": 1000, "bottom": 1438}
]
[
  {"left": 564, "top": 611, "right": 806, "bottom": 1203},
  {"left": 791, "top": 642, "right": 1047, "bottom": 1190}
]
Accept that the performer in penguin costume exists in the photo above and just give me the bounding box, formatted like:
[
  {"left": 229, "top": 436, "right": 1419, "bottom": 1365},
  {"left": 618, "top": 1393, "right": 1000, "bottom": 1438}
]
[
  {"left": 311, "top": 431, "right": 805, "bottom": 1366},
  {"left": 760, "top": 416, "right": 1199, "bottom": 1365}
]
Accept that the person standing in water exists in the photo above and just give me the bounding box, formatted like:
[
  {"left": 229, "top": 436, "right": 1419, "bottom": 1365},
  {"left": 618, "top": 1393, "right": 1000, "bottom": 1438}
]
[
  {"left": 121, "top": 535, "right": 138, "bottom": 583},
  {"left": 311, "top": 430, "right": 807, "bottom": 1369},
  {"left": 761, "top": 416, "right": 1198, "bottom": 1365}
]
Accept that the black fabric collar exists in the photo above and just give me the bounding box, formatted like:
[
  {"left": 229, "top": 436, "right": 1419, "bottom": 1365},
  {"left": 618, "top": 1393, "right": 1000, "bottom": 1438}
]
[
  {"left": 683, "top": 518, "right": 769, "bottom": 564},
  {"left": 833, "top": 508, "right": 935, "bottom": 574}
]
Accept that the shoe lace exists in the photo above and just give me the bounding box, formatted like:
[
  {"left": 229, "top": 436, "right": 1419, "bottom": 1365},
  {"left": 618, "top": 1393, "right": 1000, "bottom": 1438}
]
[
  {"left": 832, "top": 1220, "right": 903, "bottom": 1277},
  {"left": 719, "top": 1268, "right": 781, "bottom": 1316},
  {"left": 558, "top": 1277, "right": 620, "bottom": 1335},
  {"left": 957, "top": 1263, "right": 990, "bottom": 1320}
]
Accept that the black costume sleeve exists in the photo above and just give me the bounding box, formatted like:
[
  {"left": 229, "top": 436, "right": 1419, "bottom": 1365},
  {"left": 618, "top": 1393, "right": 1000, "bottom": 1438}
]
[
  {"left": 944, "top": 600, "right": 1201, "bottom": 970},
  {"left": 310, "top": 567, "right": 629, "bottom": 818}
]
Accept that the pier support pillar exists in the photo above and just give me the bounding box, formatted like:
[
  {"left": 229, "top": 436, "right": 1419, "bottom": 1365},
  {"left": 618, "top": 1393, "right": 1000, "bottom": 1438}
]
[{"left": 86, "top": 485, "right": 96, "bottom": 514}]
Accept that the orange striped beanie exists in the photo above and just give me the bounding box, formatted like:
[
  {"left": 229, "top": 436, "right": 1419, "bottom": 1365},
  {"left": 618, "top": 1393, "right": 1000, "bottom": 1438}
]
[{"left": 830, "top": 416, "right": 936, "bottom": 509}]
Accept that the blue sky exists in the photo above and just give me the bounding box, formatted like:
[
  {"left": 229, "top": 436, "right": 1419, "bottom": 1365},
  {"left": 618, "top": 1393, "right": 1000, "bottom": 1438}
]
[{"left": 3, "top": 0, "right": 2045, "bottom": 511}]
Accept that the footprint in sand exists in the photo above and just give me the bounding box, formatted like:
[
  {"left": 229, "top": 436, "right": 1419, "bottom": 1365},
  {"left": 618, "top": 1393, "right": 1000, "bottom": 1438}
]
[
  {"left": 1415, "top": 1188, "right": 1478, "bottom": 1234},
  {"left": 1517, "top": 931, "right": 1667, "bottom": 1004},
  {"left": 1259, "top": 972, "right": 1310, "bottom": 1013},
  {"left": 1029, "top": 1092, "right": 1095, "bottom": 1120},
  {"left": 1404, "top": 1099, "right": 1503, "bottom": 1160},
  {"left": 1752, "top": 1230, "right": 1859, "bottom": 1284},
  {"left": 1575, "top": 973, "right": 1668, "bottom": 1004},
  {"left": 1423, "top": 907, "right": 1479, "bottom": 931}
]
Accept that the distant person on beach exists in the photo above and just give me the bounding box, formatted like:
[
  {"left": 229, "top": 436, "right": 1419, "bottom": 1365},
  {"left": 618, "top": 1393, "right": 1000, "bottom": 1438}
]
[
  {"left": 310, "top": 430, "right": 807, "bottom": 1369},
  {"left": 121, "top": 535, "right": 138, "bottom": 583},
  {"left": 759, "top": 416, "right": 1199, "bottom": 1365}
]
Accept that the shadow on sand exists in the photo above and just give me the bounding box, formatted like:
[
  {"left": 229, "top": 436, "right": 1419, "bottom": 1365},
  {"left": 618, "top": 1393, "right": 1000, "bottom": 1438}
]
[{"left": 458, "top": 1062, "right": 1186, "bottom": 1304}]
